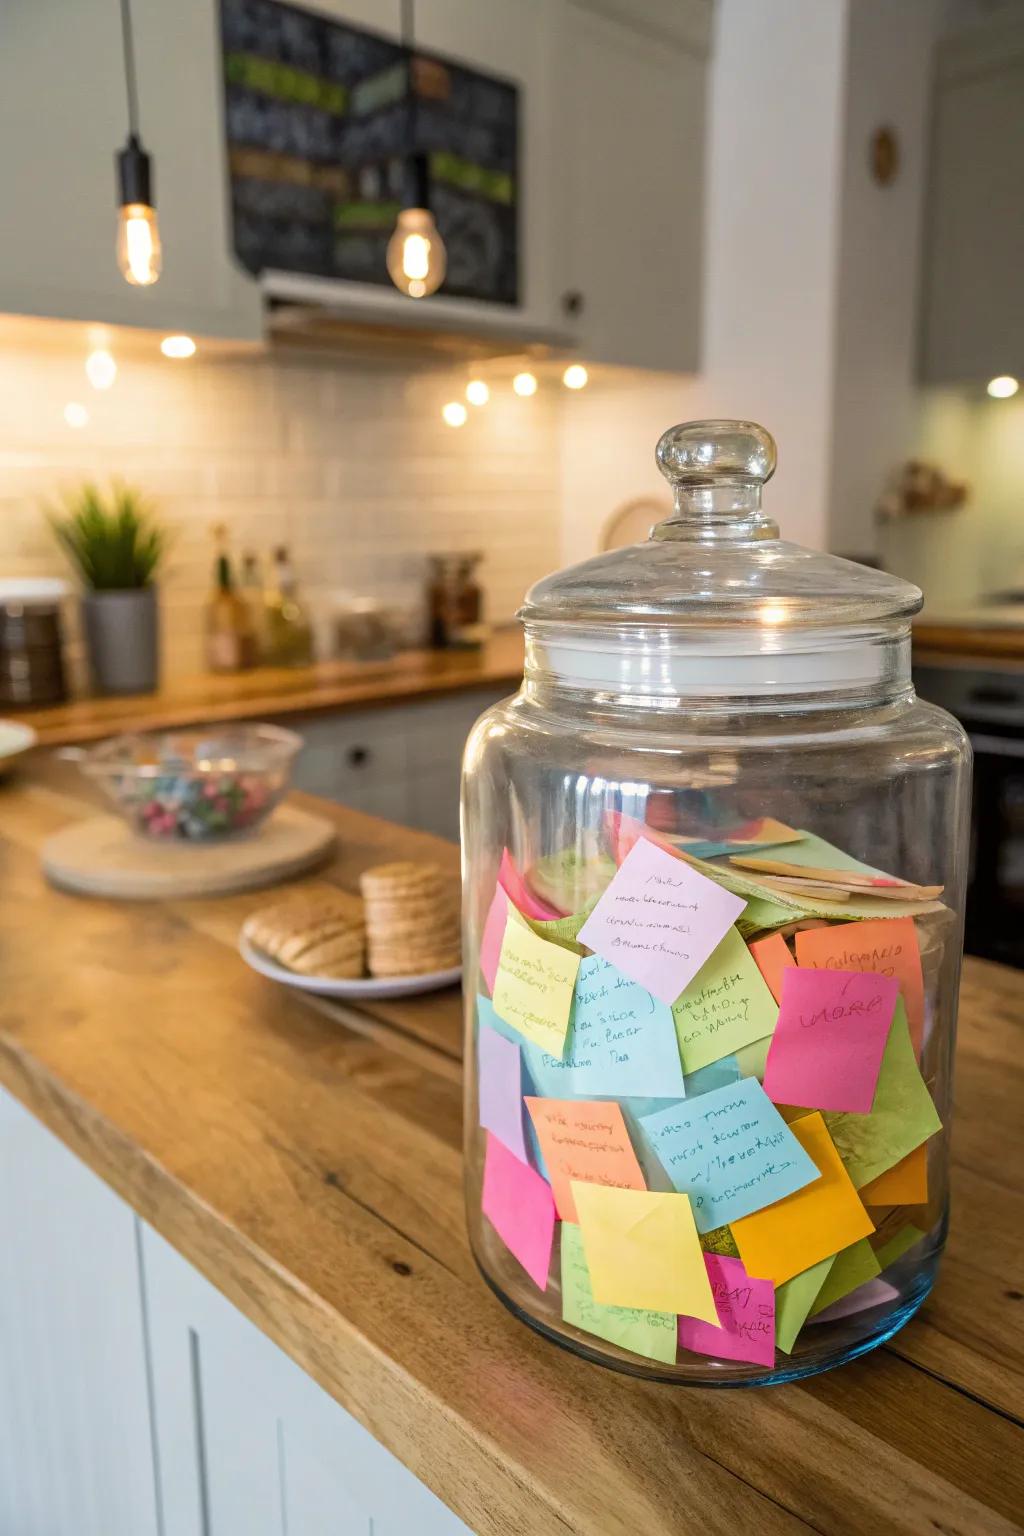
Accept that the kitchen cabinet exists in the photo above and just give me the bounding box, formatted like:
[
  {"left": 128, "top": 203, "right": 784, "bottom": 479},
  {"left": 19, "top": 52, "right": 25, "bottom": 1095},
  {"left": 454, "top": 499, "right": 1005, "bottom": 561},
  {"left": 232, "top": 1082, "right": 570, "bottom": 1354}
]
[{"left": 919, "top": 12, "right": 1024, "bottom": 384}]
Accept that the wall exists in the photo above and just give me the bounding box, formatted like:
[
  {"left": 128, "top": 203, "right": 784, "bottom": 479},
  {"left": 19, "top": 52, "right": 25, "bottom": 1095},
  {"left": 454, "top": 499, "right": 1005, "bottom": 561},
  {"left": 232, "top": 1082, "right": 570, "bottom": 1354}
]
[{"left": 0, "top": 335, "right": 561, "bottom": 681}]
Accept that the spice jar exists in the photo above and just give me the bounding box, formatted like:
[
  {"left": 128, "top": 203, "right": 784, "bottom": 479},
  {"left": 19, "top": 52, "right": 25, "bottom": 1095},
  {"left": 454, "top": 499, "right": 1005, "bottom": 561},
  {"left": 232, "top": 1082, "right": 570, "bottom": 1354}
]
[{"left": 461, "top": 420, "right": 970, "bottom": 1384}]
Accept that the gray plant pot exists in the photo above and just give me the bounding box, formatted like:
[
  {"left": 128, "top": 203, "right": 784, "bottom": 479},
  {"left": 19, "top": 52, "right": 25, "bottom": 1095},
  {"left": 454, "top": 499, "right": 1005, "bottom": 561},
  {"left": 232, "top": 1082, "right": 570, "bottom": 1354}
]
[{"left": 82, "top": 586, "right": 159, "bottom": 695}]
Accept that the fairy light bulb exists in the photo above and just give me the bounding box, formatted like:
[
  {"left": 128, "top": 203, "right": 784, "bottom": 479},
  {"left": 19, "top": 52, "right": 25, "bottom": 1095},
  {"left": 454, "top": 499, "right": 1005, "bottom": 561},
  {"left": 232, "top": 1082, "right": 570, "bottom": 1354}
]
[
  {"left": 160, "top": 334, "right": 196, "bottom": 359},
  {"left": 987, "top": 375, "right": 1019, "bottom": 399},
  {"left": 85, "top": 349, "right": 117, "bottom": 390},
  {"left": 466, "top": 379, "right": 490, "bottom": 407},
  {"left": 562, "top": 364, "right": 588, "bottom": 390},
  {"left": 513, "top": 371, "right": 538, "bottom": 397},
  {"left": 442, "top": 401, "right": 467, "bottom": 427},
  {"left": 387, "top": 208, "right": 446, "bottom": 299}
]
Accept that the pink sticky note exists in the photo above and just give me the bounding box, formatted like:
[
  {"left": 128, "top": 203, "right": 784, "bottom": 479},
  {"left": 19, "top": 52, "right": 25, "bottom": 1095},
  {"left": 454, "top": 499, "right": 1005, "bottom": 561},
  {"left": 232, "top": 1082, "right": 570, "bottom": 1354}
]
[
  {"left": 481, "top": 1131, "right": 556, "bottom": 1290},
  {"left": 763, "top": 967, "right": 898, "bottom": 1113},
  {"left": 807, "top": 1277, "right": 899, "bottom": 1324},
  {"left": 480, "top": 884, "right": 509, "bottom": 993},
  {"left": 498, "top": 848, "right": 561, "bottom": 921},
  {"left": 478, "top": 1023, "right": 529, "bottom": 1163},
  {"left": 578, "top": 837, "right": 746, "bottom": 1006},
  {"left": 677, "top": 1254, "right": 775, "bottom": 1367},
  {"left": 603, "top": 810, "right": 680, "bottom": 866}
]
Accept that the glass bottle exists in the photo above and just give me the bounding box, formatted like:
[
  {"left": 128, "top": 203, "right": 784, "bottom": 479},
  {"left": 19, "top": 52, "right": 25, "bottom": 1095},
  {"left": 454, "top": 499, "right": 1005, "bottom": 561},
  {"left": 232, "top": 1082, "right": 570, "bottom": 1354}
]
[
  {"left": 461, "top": 420, "right": 970, "bottom": 1385},
  {"left": 263, "top": 546, "right": 314, "bottom": 668},
  {"left": 427, "top": 552, "right": 486, "bottom": 648},
  {"left": 239, "top": 551, "right": 265, "bottom": 661},
  {"left": 204, "top": 529, "right": 257, "bottom": 673}
]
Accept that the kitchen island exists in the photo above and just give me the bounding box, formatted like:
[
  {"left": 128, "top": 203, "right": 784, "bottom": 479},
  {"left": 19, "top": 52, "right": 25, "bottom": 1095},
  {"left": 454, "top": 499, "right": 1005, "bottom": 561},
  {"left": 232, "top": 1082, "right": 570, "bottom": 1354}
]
[{"left": 0, "top": 763, "right": 1022, "bottom": 1536}]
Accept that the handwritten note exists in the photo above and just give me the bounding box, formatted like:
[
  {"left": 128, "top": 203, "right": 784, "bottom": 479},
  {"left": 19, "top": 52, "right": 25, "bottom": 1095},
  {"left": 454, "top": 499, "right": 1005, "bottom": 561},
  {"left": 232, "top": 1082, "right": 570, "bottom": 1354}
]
[
  {"left": 578, "top": 837, "right": 746, "bottom": 1006},
  {"left": 749, "top": 932, "right": 794, "bottom": 1004},
  {"left": 795, "top": 916, "right": 925, "bottom": 1056},
  {"left": 808, "top": 1237, "right": 881, "bottom": 1316},
  {"left": 498, "top": 846, "right": 561, "bottom": 921},
  {"left": 822, "top": 1000, "right": 941, "bottom": 1188},
  {"left": 677, "top": 1253, "right": 775, "bottom": 1367},
  {"left": 775, "top": 1257, "right": 836, "bottom": 1353},
  {"left": 671, "top": 925, "right": 780, "bottom": 1072},
  {"left": 525, "top": 1097, "right": 646, "bottom": 1223},
  {"left": 763, "top": 967, "right": 898, "bottom": 1113},
  {"left": 481, "top": 1132, "right": 556, "bottom": 1291},
  {"left": 730, "top": 1111, "right": 875, "bottom": 1286},
  {"left": 479, "top": 884, "right": 510, "bottom": 993},
  {"left": 861, "top": 1143, "right": 929, "bottom": 1207},
  {"left": 492, "top": 918, "right": 581, "bottom": 1058},
  {"left": 572, "top": 1182, "right": 718, "bottom": 1320},
  {"left": 639, "top": 1079, "right": 820, "bottom": 1234},
  {"left": 477, "top": 1022, "right": 530, "bottom": 1163},
  {"left": 560, "top": 1223, "right": 677, "bottom": 1365}
]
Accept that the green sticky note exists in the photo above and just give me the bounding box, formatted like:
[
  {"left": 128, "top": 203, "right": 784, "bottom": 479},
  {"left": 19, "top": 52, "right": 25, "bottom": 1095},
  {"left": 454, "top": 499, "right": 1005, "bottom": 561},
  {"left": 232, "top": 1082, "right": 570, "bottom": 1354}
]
[
  {"left": 671, "top": 926, "right": 779, "bottom": 1072},
  {"left": 824, "top": 1001, "right": 941, "bottom": 1188},
  {"left": 736, "top": 894, "right": 805, "bottom": 938},
  {"left": 876, "top": 1223, "right": 928, "bottom": 1272},
  {"left": 526, "top": 901, "right": 597, "bottom": 954},
  {"left": 701, "top": 1224, "right": 741, "bottom": 1259},
  {"left": 762, "top": 833, "right": 885, "bottom": 876},
  {"left": 528, "top": 848, "right": 617, "bottom": 916},
  {"left": 809, "top": 1238, "right": 881, "bottom": 1316},
  {"left": 560, "top": 1223, "right": 678, "bottom": 1365},
  {"left": 775, "top": 1257, "right": 836, "bottom": 1354},
  {"left": 733, "top": 1033, "right": 773, "bottom": 1081}
]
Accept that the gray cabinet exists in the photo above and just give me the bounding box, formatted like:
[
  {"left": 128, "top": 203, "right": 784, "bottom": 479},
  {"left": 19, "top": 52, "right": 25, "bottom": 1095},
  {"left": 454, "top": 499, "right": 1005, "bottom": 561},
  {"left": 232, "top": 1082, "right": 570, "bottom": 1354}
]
[{"left": 919, "top": 13, "right": 1024, "bottom": 384}]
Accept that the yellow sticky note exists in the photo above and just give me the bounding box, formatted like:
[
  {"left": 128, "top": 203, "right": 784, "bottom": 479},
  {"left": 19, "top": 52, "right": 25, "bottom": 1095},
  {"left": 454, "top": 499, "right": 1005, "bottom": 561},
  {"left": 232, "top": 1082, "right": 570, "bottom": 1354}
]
[
  {"left": 572, "top": 1182, "right": 719, "bottom": 1322},
  {"left": 730, "top": 1112, "right": 875, "bottom": 1286},
  {"left": 492, "top": 917, "right": 581, "bottom": 1058}
]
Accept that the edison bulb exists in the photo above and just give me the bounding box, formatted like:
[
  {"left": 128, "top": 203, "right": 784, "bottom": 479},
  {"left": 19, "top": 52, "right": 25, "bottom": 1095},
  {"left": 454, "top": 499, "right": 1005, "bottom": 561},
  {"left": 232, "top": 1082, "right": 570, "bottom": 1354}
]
[
  {"left": 85, "top": 349, "right": 117, "bottom": 390},
  {"left": 562, "top": 364, "right": 588, "bottom": 390},
  {"left": 513, "top": 371, "right": 538, "bottom": 397},
  {"left": 387, "top": 208, "right": 446, "bottom": 298},
  {"left": 466, "top": 379, "right": 490, "bottom": 407},
  {"left": 117, "top": 202, "right": 162, "bottom": 286},
  {"left": 987, "top": 375, "right": 1019, "bottom": 399}
]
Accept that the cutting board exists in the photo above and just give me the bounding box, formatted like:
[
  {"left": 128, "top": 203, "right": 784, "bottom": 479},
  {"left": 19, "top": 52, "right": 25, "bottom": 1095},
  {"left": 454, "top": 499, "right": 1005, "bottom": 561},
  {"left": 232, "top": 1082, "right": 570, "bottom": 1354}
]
[{"left": 42, "top": 805, "right": 336, "bottom": 900}]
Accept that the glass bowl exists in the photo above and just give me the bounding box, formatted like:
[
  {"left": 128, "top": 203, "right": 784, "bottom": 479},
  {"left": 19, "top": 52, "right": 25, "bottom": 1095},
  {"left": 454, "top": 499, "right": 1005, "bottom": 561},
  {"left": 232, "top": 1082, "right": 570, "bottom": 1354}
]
[{"left": 79, "top": 724, "right": 303, "bottom": 841}]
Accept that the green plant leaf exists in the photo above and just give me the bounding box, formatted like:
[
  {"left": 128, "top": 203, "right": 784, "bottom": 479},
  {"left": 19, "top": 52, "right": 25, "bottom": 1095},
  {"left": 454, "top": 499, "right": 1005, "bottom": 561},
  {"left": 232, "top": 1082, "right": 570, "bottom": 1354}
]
[{"left": 46, "top": 481, "right": 167, "bottom": 590}]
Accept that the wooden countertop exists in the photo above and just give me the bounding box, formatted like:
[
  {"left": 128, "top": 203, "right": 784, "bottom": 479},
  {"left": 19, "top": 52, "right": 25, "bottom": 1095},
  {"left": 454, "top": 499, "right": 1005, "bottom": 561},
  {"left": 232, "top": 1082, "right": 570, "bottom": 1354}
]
[
  {"left": 9, "top": 629, "right": 525, "bottom": 747},
  {"left": 0, "top": 763, "right": 1022, "bottom": 1536},
  {"left": 913, "top": 621, "right": 1024, "bottom": 666}
]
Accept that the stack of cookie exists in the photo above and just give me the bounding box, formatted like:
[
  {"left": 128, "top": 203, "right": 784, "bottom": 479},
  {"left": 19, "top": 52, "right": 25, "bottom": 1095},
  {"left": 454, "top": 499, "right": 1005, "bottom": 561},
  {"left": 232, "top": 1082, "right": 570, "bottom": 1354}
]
[
  {"left": 359, "top": 861, "right": 461, "bottom": 978},
  {"left": 242, "top": 884, "right": 365, "bottom": 979}
]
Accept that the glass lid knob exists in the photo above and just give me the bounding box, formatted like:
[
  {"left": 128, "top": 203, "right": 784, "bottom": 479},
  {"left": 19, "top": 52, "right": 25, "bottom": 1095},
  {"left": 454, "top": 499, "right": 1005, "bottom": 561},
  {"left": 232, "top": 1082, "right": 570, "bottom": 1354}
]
[{"left": 653, "top": 420, "right": 779, "bottom": 540}]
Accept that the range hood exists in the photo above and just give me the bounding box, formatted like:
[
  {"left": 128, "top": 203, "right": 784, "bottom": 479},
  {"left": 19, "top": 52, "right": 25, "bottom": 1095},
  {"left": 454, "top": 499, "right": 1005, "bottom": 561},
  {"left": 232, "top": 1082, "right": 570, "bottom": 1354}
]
[{"left": 262, "top": 269, "right": 574, "bottom": 359}]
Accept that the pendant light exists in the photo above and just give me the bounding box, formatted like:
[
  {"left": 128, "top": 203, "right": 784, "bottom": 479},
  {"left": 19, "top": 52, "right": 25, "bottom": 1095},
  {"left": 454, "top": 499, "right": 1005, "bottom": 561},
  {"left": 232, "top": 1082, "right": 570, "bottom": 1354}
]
[
  {"left": 115, "top": 0, "right": 161, "bottom": 286},
  {"left": 386, "top": 0, "right": 446, "bottom": 298}
]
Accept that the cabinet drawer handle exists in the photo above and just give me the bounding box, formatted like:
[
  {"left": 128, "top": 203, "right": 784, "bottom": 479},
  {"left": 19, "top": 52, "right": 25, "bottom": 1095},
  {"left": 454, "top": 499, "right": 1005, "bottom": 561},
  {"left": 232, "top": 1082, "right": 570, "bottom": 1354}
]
[{"left": 346, "top": 745, "right": 371, "bottom": 768}]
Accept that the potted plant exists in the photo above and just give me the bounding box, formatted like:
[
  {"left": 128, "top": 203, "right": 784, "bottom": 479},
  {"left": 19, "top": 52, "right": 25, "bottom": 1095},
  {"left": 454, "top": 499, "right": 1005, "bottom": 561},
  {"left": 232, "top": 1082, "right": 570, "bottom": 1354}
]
[{"left": 48, "top": 483, "right": 166, "bottom": 695}]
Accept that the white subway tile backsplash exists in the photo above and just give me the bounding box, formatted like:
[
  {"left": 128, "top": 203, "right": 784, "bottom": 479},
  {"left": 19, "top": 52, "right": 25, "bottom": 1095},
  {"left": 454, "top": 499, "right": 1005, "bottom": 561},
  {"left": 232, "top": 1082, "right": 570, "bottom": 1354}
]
[{"left": 0, "top": 340, "right": 560, "bottom": 680}]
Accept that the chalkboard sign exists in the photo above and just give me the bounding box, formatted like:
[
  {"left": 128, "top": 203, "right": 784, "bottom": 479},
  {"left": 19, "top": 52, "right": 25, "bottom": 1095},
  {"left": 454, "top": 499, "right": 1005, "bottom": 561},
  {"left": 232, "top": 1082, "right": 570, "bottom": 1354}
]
[{"left": 219, "top": 0, "right": 519, "bottom": 305}]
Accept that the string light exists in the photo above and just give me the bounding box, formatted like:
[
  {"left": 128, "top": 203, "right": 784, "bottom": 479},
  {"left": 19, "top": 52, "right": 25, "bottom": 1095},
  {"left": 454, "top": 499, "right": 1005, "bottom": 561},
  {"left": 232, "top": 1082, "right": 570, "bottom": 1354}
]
[
  {"left": 513, "top": 371, "right": 538, "bottom": 397},
  {"left": 466, "top": 379, "right": 490, "bottom": 407},
  {"left": 987, "top": 375, "right": 1019, "bottom": 399},
  {"left": 562, "top": 364, "right": 589, "bottom": 390},
  {"left": 442, "top": 401, "right": 468, "bottom": 427},
  {"left": 85, "top": 349, "right": 117, "bottom": 390},
  {"left": 64, "top": 403, "right": 89, "bottom": 429},
  {"left": 160, "top": 335, "right": 196, "bottom": 359}
]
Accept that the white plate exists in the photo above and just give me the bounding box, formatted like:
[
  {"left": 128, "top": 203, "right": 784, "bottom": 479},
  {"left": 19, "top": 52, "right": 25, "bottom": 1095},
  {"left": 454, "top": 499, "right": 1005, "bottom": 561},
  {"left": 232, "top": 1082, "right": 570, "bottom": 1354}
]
[
  {"left": 238, "top": 933, "right": 461, "bottom": 999},
  {"left": 0, "top": 720, "right": 37, "bottom": 772}
]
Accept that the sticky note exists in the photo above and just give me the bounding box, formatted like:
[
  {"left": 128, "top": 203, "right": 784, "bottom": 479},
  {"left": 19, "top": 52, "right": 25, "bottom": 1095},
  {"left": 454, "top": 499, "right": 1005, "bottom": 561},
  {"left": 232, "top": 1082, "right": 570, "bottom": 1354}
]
[
  {"left": 763, "top": 967, "right": 898, "bottom": 1113},
  {"left": 602, "top": 810, "right": 680, "bottom": 866},
  {"left": 479, "top": 884, "right": 510, "bottom": 993},
  {"left": 560, "top": 1223, "right": 677, "bottom": 1365},
  {"left": 477, "top": 1022, "right": 530, "bottom": 1163},
  {"left": 730, "top": 1112, "right": 875, "bottom": 1286},
  {"left": 684, "top": 1055, "right": 741, "bottom": 1097},
  {"left": 861, "top": 1143, "right": 929, "bottom": 1207},
  {"left": 492, "top": 918, "right": 581, "bottom": 1058},
  {"left": 795, "top": 916, "right": 925, "bottom": 1056},
  {"left": 481, "top": 1132, "right": 556, "bottom": 1291},
  {"left": 578, "top": 837, "right": 746, "bottom": 1006},
  {"left": 701, "top": 1224, "right": 741, "bottom": 1258},
  {"left": 775, "top": 1257, "right": 836, "bottom": 1353},
  {"left": 639, "top": 1079, "right": 820, "bottom": 1234},
  {"left": 525, "top": 1098, "right": 646, "bottom": 1223},
  {"left": 498, "top": 846, "right": 561, "bottom": 921},
  {"left": 674, "top": 819, "right": 805, "bottom": 860},
  {"left": 749, "top": 932, "right": 794, "bottom": 1004},
  {"left": 572, "top": 1182, "right": 718, "bottom": 1320},
  {"left": 736, "top": 895, "right": 804, "bottom": 939},
  {"left": 527, "top": 847, "right": 617, "bottom": 916},
  {"left": 875, "top": 1223, "right": 927, "bottom": 1271},
  {"left": 823, "top": 1001, "right": 941, "bottom": 1188},
  {"left": 671, "top": 925, "right": 780, "bottom": 1072},
  {"left": 733, "top": 1033, "right": 773, "bottom": 1080},
  {"left": 808, "top": 1277, "right": 899, "bottom": 1324},
  {"left": 809, "top": 1237, "right": 881, "bottom": 1316},
  {"left": 767, "top": 832, "right": 886, "bottom": 876},
  {"left": 677, "top": 1254, "right": 775, "bottom": 1367}
]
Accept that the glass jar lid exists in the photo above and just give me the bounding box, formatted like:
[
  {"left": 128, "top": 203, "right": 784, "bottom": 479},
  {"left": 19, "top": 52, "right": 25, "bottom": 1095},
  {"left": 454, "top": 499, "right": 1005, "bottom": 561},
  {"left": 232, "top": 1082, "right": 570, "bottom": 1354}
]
[{"left": 520, "top": 421, "right": 921, "bottom": 702}]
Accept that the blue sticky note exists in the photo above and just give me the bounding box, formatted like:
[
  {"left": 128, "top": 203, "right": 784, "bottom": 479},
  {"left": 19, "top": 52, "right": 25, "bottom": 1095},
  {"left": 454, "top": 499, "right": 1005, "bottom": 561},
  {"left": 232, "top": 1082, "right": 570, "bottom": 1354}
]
[
  {"left": 518, "top": 955, "right": 686, "bottom": 1101},
  {"left": 683, "top": 1055, "right": 741, "bottom": 1097},
  {"left": 639, "top": 1078, "right": 820, "bottom": 1234}
]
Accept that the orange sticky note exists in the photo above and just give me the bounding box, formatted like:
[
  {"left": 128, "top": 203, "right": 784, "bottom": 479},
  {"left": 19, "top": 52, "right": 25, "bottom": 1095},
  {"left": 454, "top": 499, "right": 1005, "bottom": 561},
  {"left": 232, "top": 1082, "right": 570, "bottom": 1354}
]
[
  {"left": 861, "top": 1143, "right": 929, "bottom": 1207},
  {"left": 794, "top": 917, "right": 925, "bottom": 1056},
  {"left": 525, "top": 1098, "right": 646, "bottom": 1223},
  {"left": 730, "top": 1112, "right": 874, "bottom": 1286},
  {"left": 749, "top": 932, "right": 794, "bottom": 1004}
]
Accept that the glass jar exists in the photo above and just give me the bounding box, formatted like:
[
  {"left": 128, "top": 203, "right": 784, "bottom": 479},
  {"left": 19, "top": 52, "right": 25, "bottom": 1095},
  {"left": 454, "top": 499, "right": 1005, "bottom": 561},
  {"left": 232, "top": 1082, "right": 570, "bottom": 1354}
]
[{"left": 461, "top": 420, "right": 970, "bottom": 1385}]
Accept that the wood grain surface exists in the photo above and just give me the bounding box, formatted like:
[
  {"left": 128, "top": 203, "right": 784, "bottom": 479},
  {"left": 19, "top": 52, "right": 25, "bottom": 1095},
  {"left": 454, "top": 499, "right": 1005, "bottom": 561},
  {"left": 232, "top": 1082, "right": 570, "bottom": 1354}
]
[
  {"left": 913, "top": 622, "right": 1024, "bottom": 666},
  {"left": 5, "top": 630, "right": 525, "bottom": 747},
  {"left": 0, "top": 759, "right": 1021, "bottom": 1536}
]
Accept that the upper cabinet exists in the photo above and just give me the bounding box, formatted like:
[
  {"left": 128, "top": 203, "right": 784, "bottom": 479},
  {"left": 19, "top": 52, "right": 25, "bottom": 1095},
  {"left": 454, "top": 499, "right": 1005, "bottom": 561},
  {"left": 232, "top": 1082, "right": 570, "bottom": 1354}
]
[
  {"left": 919, "top": 12, "right": 1024, "bottom": 385},
  {"left": 0, "top": 0, "right": 710, "bottom": 372}
]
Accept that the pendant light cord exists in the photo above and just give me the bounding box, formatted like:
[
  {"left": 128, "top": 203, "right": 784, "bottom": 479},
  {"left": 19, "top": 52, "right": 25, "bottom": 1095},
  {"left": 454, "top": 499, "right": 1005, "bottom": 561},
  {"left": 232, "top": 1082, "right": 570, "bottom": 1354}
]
[{"left": 120, "top": 0, "right": 140, "bottom": 138}]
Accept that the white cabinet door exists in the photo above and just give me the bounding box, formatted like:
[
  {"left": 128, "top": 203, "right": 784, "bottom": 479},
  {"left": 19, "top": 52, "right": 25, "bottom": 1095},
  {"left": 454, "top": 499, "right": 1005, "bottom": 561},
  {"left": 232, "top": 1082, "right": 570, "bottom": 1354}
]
[
  {"left": 556, "top": 0, "right": 710, "bottom": 372},
  {"left": 141, "top": 1225, "right": 472, "bottom": 1536},
  {"left": 0, "top": 1091, "right": 161, "bottom": 1536},
  {"left": 0, "top": 0, "right": 261, "bottom": 339}
]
